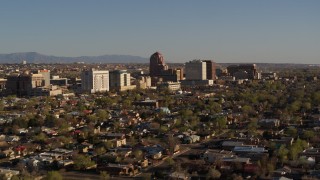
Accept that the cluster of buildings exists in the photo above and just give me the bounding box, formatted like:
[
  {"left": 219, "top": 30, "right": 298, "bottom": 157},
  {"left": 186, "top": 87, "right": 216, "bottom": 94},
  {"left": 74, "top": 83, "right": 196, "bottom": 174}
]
[
  {"left": 4, "top": 70, "right": 62, "bottom": 97},
  {"left": 0, "top": 51, "right": 263, "bottom": 98},
  {"left": 0, "top": 56, "right": 319, "bottom": 179},
  {"left": 79, "top": 52, "right": 258, "bottom": 94},
  {"left": 81, "top": 69, "right": 135, "bottom": 93},
  {"left": 1, "top": 68, "right": 137, "bottom": 97}
]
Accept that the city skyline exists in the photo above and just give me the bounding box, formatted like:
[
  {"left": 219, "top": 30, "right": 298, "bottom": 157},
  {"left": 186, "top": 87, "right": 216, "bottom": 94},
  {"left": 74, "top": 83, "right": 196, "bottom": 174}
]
[{"left": 1, "top": 0, "right": 320, "bottom": 64}]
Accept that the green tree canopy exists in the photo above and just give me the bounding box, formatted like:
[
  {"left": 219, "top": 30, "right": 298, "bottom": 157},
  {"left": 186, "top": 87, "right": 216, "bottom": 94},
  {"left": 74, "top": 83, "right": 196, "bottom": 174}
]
[
  {"left": 45, "top": 171, "right": 63, "bottom": 180},
  {"left": 73, "top": 154, "right": 95, "bottom": 170}
]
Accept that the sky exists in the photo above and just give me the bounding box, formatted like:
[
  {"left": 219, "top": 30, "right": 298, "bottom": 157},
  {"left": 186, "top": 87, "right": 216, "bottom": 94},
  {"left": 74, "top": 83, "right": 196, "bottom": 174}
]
[{"left": 0, "top": 0, "right": 320, "bottom": 64}]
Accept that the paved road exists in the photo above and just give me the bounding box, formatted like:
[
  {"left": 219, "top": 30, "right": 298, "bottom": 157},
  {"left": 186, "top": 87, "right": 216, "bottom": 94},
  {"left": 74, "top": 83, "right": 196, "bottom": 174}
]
[
  {"left": 62, "top": 171, "right": 140, "bottom": 180},
  {"left": 62, "top": 171, "right": 100, "bottom": 180}
]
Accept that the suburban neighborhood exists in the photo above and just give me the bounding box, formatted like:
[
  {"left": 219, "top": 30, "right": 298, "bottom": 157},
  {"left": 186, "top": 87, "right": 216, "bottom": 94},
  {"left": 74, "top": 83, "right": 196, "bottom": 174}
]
[{"left": 0, "top": 56, "right": 320, "bottom": 180}]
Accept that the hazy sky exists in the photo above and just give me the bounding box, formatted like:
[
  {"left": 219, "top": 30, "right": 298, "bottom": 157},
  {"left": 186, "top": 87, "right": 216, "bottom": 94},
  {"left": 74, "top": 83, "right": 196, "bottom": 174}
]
[{"left": 1, "top": 0, "right": 320, "bottom": 63}]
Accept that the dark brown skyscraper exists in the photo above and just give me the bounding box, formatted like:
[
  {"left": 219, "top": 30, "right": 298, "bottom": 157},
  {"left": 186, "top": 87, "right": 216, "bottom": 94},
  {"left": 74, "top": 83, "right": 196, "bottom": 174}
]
[
  {"left": 149, "top": 52, "right": 183, "bottom": 86},
  {"left": 203, "top": 60, "right": 216, "bottom": 80},
  {"left": 227, "top": 64, "right": 257, "bottom": 80},
  {"left": 149, "top": 52, "right": 168, "bottom": 77}
]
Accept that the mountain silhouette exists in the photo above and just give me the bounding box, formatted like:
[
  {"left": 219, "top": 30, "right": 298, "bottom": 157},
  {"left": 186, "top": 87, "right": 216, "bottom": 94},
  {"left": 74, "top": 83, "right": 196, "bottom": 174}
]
[{"left": 0, "top": 52, "right": 148, "bottom": 63}]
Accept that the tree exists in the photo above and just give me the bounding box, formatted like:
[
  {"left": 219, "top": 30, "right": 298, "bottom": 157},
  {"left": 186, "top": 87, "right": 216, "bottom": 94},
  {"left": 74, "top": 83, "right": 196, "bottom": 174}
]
[
  {"left": 12, "top": 117, "right": 29, "bottom": 128},
  {"left": 0, "top": 174, "right": 7, "bottom": 180},
  {"left": 28, "top": 117, "right": 44, "bottom": 127},
  {"left": 73, "top": 154, "right": 95, "bottom": 170},
  {"left": 288, "top": 101, "right": 301, "bottom": 113},
  {"left": 285, "top": 127, "right": 297, "bottom": 137},
  {"left": 267, "top": 163, "right": 275, "bottom": 176},
  {"left": 100, "top": 171, "right": 110, "bottom": 180},
  {"left": 0, "top": 100, "right": 4, "bottom": 111},
  {"left": 104, "top": 141, "right": 114, "bottom": 150},
  {"left": 180, "top": 109, "right": 194, "bottom": 119},
  {"left": 87, "top": 114, "right": 98, "bottom": 123},
  {"left": 247, "top": 119, "right": 259, "bottom": 135},
  {"left": 165, "top": 157, "right": 175, "bottom": 167},
  {"left": 76, "top": 101, "right": 86, "bottom": 111},
  {"left": 26, "top": 174, "right": 38, "bottom": 180},
  {"left": 277, "top": 145, "right": 289, "bottom": 164},
  {"left": 242, "top": 105, "right": 254, "bottom": 115},
  {"left": 312, "top": 91, "right": 320, "bottom": 105},
  {"left": 231, "top": 173, "right": 243, "bottom": 180},
  {"left": 206, "top": 167, "right": 221, "bottom": 179},
  {"left": 63, "top": 114, "right": 77, "bottom": 125},
  {"left": 95, "top": 147, "right": 106, "bottom": 156},
  {"left": 289, "top": 146, "right": 299, "bottom": 161},
  {"left": 122, "top": 99, "right": 132, "bottom": 109},
  {"left": 302, "top": 102, "right": 312, "bottom": 112},
  {"left": 44, "top": 114, "right": 58, "bottom": 128},
  {"left": 45, "top": 171, "right": 63, "bottom": 180},
  {"left": 10, "top": 175, "right": 20, "bottom": 180},
  {"left": 207, "top": 101, "right": 222, "bottom": 113},
  {"left": 214, "top": 116, "right": 227, "bottom": 132},
  {"left": 302, "top": 130, "right": 315, "bottom": 141},
  {"left": 160, "top": 125, "right": 169, "bottom": 133},
  {"left": 190, "top": 117, "right": 200, "bottom": 129},
  {"left": 141, "top": 173, "right": 152, "bottom": 180},
  {"left": 96, "top": 109, "right": 109, "bottom": 121},
  {"left": 57, "top": 121, "right": 71, "bottom": 134},
  {"left": 33, "top": 133, "right": 48, "bottom": 144},
  {"left": 289, "top": 139, "right": 308, "bottom": 160},
  {"left": 133, "top": 149, "right": 143, "bottom": 160}
]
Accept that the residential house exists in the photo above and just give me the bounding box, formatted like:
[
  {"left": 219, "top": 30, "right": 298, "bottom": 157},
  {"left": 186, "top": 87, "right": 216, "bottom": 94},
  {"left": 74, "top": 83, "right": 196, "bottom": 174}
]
[
  {"left": 258, "top": 119, "right": 280, "bottom": 128},
  {"left": 201, "top": 149, "right": 233, "bottom": 163},
  {"left": 270, "top": 137, "right": 294, "bottom": 148},
  {"left": 233, "top": 146, "right": 268, "bottom": 154},
  {"left": 0, "top": 149, "right": 15, "bottom": 159},
  {"left": 0, "top": 168, "right": 19, "bottom": 180},
  {"left": 99, "top": 133, "right": 127, "bottom": 147},
  {"left": 221, "top": 141, "right": 245, "bottom": 150},
  {"left": 183, "top": 135, "right": 200, "bottom": 144},
  {"left": 299, "top": 148, "right": 320, "bottom": 163},
  {"left": 78, "top": 142, "right": 94, "bottom": 153},
  {"left": 144, "top": 145, "right": 164, "bottom": 160}
]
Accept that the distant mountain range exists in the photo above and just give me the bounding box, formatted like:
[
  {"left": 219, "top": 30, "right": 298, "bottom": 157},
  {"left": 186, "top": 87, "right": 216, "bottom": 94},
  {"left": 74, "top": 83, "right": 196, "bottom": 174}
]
[{"left": 0, "top": 52, "right": 148, "bottom": 64}]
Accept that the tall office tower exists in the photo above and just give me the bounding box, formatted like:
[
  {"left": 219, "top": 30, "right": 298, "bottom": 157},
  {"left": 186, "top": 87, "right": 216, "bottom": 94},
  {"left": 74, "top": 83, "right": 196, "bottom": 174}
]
[
  {"left": 30, "top": 74, "right": 45, "bottom": 88},
  {"left": 177, "top": 68, "right": 184, "bottom": 81},
  {"left": 6, "top": 71, "right": 44, "bottom": 97},
  {"left": 81, "top": 69, "right": 109, "bottom": 93},
  {"left": 185, "top": 60, "right": 207, "bottom": 80},
  {"left": 202, "top": 60, "right": 216, "bottom": 80},
  {"left": 6, "top": 74, "right": 28, "bottom": 96},
  {"left": 109, "top": 70, "right": 135, "bottom": 91},
  {"left": 37, "top": 69, "right": 50, "bottom": 87},
  {"left": 149, "top": 52, "right": 168, "bottom": 77},
  {"left": 136, "top": 76, "right": 152, "bottom": 89}
]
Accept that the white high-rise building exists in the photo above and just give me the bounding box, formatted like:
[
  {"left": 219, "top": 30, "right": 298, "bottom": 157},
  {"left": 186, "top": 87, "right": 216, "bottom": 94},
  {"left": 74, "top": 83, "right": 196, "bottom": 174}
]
[
  {"left": 37, "top": 69, "right": 50, "bottom": 88},
  {"left": 185, "top": 60, "right": 207, "bottom": 80},
  {"left": 81, "top": 69, "right": 109, "bottom": 93}
]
